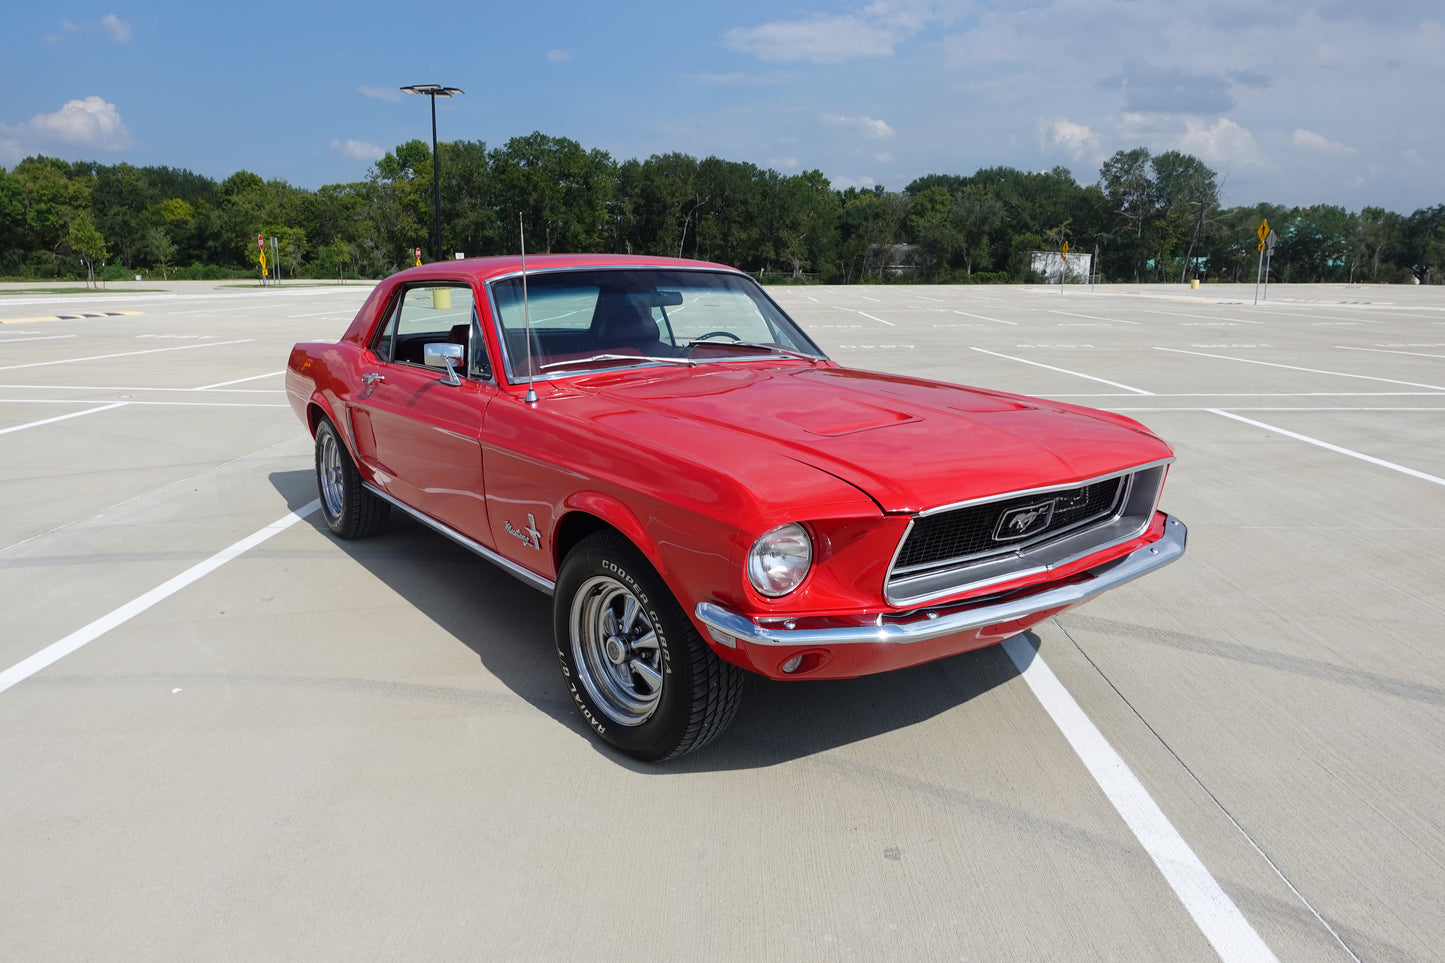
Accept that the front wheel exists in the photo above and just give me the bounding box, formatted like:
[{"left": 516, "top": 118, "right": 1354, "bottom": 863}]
[{"left": 554, "top": 531, "right": 743, "bottom": 761}]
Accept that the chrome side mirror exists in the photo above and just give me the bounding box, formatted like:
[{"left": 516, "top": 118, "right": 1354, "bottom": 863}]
[{"left": 423, "top": 342, "right": 464, "bottom": 385}]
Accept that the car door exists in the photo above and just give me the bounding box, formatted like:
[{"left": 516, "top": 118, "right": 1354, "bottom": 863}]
[{"left": 350, "top": 281, "right": 495, "bottom": 543}]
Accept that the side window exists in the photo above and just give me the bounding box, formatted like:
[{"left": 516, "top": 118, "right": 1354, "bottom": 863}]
[
  {"left": 468, "top": 309, "right": 492, "bottom": 381},
  {"left": 370, "top": 284, "right": 484, "bottom": 377},
  {"left": 370, "top": 295, "right": 400, "bottom": 362}
]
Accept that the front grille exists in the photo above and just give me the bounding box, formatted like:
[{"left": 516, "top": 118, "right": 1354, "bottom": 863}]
[{"left": 894, "top": 476, "right": 1125, "bottom": 573}]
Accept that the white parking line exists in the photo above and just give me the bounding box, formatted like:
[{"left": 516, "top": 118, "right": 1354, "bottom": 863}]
[
  {"left": 1143, "top": 309, "right": 1264, "bottom": 325},
  {"left": 1155, "top": 348, "right": 1445, "bottom": 391},
  {"left": 0, "top": 500, "right": 321, "bottom": 696},
  {"left": 857, "top": 311, "right": 896, "bottom": 327},
  {"left": 1051, "top": 310, "right": 1142, "bottom": 326},
  {"left": 1336, "top": 346, "right": 1445, "bottom": 360},
  {"left": 970, "top": 348, "right": 1153, "bottom": 394},
  {"left": 0, "top": 382, "right": 275, "bottom": 394},
  {"left": 1208, "top": 410, "right": 1445, "bottom": 487},
  {"left": 953, "top": 310, "right": 1018, "bottom": 326},
  {"left": 195, "top": 371, "right": 283, "bottom": 390},
  {"left": 0, "top": 334, "right": 80, "bottom": 344},
  {"left": 0, "top": 402, "right": 128, "bottom": 436},
  {"left": 1001, "top": 636, "right": 1278, "bottom": 962},
  {"left": 0, "top": 339, "right": 256, "bottom": 372}
]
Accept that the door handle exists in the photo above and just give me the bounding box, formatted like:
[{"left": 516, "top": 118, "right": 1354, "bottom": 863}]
[{"left": 361, "top": 372, "right": 386, "bottom": 385}]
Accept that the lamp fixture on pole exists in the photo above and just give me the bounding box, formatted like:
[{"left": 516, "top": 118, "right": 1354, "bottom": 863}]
[{"left": 400, "top": 84, "right": 464, "bottom": 263}]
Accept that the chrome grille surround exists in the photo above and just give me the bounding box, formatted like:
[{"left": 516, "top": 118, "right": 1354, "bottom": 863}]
[{"left": 883, "top": 460, "right": 1172, "bottom": 607}]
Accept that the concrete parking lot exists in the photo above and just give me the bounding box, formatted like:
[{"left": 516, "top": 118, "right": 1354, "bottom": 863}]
[{"left": 1, "top": 277, "right": 1441, "bottom": 961}]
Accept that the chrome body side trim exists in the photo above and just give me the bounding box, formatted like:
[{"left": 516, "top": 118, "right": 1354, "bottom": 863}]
[
  {"left": 696, "top": 514, "right": 1186, "bottom": 649},
  {"left": 362, "top": 483, "right": 555, "bottom": 595}
]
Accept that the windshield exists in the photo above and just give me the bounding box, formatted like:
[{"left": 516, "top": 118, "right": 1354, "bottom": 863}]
[{"left": 488, "top": 268, "right": 826, "bottom": 381}]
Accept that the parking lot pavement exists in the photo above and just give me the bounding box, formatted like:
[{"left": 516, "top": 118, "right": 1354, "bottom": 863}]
[{"left": 2, "top": 279, "right": 1441, "bottom": 960}]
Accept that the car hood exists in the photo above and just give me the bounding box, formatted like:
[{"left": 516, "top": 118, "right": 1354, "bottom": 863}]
[{"left": 576, "top": 364, "right": 1173, "bottom": 513}]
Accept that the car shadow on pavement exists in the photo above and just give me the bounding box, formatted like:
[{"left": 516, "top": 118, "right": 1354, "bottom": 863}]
[
  {"left": 272, "top": 470, "right": 1026, "bottom": 769},
  {"left": 669, "top": 640, "right": 1024, "bottom": 772}
]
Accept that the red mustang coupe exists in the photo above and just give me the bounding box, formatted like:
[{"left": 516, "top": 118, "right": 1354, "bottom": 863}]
[{"left": 287, "top": 254, "right": 1185, "bottom": 760}]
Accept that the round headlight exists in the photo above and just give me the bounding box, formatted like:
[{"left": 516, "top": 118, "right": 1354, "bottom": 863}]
[{"left": 747, "top": 523, "right": 813, "bottom": 597}]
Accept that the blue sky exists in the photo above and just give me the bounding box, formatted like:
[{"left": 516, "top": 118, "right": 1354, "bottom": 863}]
[{"left": 2, "top": 1, "right": 1441, "bottom": 213}]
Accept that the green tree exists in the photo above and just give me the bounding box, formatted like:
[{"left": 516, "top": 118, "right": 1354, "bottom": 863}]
[
  {"left": 489, "top": 132, "right": 614, "bottom": 253},
  {"left": 1358, "top": 207, "right": 1405, "bottom": 282},
  {"left": 144, "top": 226, "right": 177, "bottom": 279},
  {"left": 1400, "top": 205, "right": 1445, "bottom": 284},
  {"left": 904, "top": 185, "right": 960, "bottom": 279},
  {"left": 439, "top": 140, "right": 498, "bottom": 257},
  {"left": 10, "top": 157, "right": 89, "bottom": 275},
  {"left": 1099, "top": 147, "right": 1154, "bottom": 280},
  {"left": 694, "top": 157, "right": 767, "bottom": 269},
  {"left": 1150, "top": 151, "right": 1219, "bottom": 281},
  {"left": 68, "top": 210, "right": 109, "bottom": 287},
  {"left": 952, "top": 185, "right": 1006, "bottom": 276},
  {"left": 838, "top": 186, "right": 905, "bottom": 281}
]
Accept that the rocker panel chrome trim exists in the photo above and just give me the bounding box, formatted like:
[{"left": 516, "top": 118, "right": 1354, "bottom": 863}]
[{"left": 362, "top": 483, "right": 555, "bottom": 595}]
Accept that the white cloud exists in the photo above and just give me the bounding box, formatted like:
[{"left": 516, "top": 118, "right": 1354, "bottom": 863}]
[
  {"left": 25, "top": 97, "right": 131, "bottom": 150},
  {"left": 58, "top": 14, "right": 132, "bottom": 42},
  {"left": 829, "top": 173, "right": 881, "bottom": 190},
  {"left": 1292, "top": 128, "right": 1353, "bottom": 153},
  {"left": 99, "top": 14, "right": 132, "bottom": 42},
  {"left": 1040, "top": 116, "right": 1100, "bottom": 159},
  {"left": 332, "top": 138, "right": 385, "bottom": 161},
  {"left": 547, "top": 49, "right": 572, "bottom": 63},
  {"left": 725, "top": 15, "right": 895, "bottom": 63},
  {"left": 358, "top": 85, "right": 403, "bottom": 102},
  {"left": 724, "top": 2, "right": 939, "bottom": 64},
  {"left": 769, "top": 156, "right": 801, "bottom": 170},
  {"left": 1177, "top": 117, "right": 1266, "bottom": 168},
  {"left": 690, "top": 70, "right": 792, "bottom": 86},
  {"left": 823, "top": 113, "right": 895, "bottom": 139}
]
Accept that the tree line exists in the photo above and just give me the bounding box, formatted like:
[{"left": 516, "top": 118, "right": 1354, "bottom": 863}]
[{"left": 2, "top": 132, "right": 1441, "bottom": 285}]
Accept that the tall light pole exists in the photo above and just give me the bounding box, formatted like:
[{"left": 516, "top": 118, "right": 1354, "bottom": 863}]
[{"left": 400, "top": 84, "right": 463, "bottom": 263}]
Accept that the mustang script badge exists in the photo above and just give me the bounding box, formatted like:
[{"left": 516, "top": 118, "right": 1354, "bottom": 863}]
[
  {"left": 504, "top": 513, "right": 543, "bottom": 550},
  {"left": 993, "top": 500, "right": 1057, "bottom": 541}
]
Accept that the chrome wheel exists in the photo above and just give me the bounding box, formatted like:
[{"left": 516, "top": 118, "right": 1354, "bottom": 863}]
[
  {"left": 313, "top": 417, "right": 388, "bottom": 539},
  {"left": 569, "top": 574, "right": 664, "bottom": 726},
  {"left": 318, "top": 427, "right": 346, "bottom": 520}
]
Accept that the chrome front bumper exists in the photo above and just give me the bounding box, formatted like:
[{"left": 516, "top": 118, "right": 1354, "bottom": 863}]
[{"left": 696, "top": 514, "right": 1186, "bottom": 648}]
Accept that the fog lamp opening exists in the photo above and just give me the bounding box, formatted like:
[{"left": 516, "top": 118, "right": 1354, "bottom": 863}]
[{"left": 778, "top": 649, "right": 831, "bottom": 676}]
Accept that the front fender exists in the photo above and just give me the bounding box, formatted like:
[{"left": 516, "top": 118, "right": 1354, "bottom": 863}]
[{"left": 558, "top": 491, "right": 661, "bottom": 575}]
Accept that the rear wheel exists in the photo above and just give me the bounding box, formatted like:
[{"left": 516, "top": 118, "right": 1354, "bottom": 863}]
[
  {"left": 555, "top": 531, "right": 743, "bottom": 761},
  {"left": 314, "top": 417, "right": 388, "bottom": 538}
]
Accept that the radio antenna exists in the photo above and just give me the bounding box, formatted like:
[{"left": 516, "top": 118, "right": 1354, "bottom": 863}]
[{"left": 520, "top": 214, "right": 538, "bottom": 404}]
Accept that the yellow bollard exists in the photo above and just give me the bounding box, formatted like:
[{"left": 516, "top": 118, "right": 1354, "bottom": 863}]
[
  {"left": 433, "top": 287, "right": 452, "bottom": 310},
  {"left": 1190, "top": 278, "right": 1200, "bottom": 289}
]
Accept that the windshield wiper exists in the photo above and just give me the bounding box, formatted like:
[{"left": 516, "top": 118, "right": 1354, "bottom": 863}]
[
  {"left": 684, "top": 339, "right": 822, "bottom": 364},
  {"left": 538, "top": 353, "right": 695, "bottom": 372}
]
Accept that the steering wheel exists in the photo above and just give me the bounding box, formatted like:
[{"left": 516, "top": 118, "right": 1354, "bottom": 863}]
[{"left": 692, "top": 331, "right": 742, "bottom": 342}]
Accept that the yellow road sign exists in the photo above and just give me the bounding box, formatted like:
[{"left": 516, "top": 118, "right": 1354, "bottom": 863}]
[{"left": 1257, "top": 219, "right": 1269, "bottom": 242}]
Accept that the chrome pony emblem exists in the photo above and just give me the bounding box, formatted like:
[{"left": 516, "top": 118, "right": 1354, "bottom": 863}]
[
  {"left": 994, "top": 500, "right": 1057, "bottom": 541},
  {"left": 504, "top": 513, "right": 543, "bottom": 550}
]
